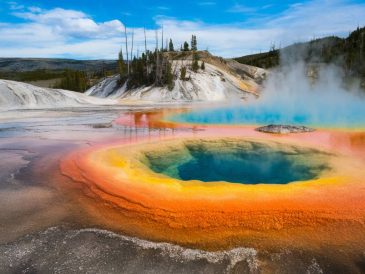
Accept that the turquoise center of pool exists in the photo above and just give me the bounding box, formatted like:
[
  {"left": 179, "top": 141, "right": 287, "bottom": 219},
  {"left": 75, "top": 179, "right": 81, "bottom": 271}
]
[{"left": 142, "top": 140, "right": 329, "bottom": 185}]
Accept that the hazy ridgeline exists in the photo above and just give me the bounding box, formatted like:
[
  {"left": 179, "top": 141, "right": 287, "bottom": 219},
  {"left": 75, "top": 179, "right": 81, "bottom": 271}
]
[
  {"left": 253, "top": 47, "right": 365, "bottom": 127},
  {"left": 173, "top": 47, "right": 365, "bottom": 128},
  {"left": 232, "top": 27, "right": 365, "bottom": 128}
]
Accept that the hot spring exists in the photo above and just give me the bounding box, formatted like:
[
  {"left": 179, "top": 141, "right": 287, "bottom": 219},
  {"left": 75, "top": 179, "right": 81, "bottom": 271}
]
[
  {"left": 60, "top": 112, "right": 365, "bottom": 260},
  {"left": 141, "top": 139, "right": 330, "bottom": 184}
]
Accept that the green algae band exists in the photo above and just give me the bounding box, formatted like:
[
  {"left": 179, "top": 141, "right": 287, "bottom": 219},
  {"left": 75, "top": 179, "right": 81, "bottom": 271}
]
[{"left": 142, "top": 139, "right": 330, "bottom": 185}]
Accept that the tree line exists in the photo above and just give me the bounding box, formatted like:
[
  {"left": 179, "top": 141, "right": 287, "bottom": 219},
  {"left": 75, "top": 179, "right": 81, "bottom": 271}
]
[
  {"left": 118, "top": 27, "right": 204, "bottom": 91},
  {"left": 53, "top": 70, "right": 89, "bottom": 92}
]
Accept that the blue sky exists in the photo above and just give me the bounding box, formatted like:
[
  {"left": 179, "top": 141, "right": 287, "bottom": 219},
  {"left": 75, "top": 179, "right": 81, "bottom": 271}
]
[
  {"left": 1, "top": 0, "right": 312, "bottom": 26},
  {"left": 0, "top": 0, "right": 364, "bottom": 59}
]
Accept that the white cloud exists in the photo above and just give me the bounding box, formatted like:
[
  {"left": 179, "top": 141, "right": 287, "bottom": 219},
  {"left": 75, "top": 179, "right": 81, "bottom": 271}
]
[
  {"left": 198, "top": 2, "right": 217, "bottom": 6},
  {"left": 8, "top": 1, "right": 24, "bottom": 10},
  {"left": 0, "top": 7, "right": 126, "bottom": 59},
  {"left": 12, "top": 8, "right": 124, "bottom": 39},
  {"left": 267, "top": 0, "right": 365, "bottom": 39},
  {"left": 227, "top": 4, "right": 256, "bottom": 13},
  {"left": 154, "top": 18, "right": 283, "bottom": 57},
  {"left": 0, "top": 0, "right": 364, "bottom": 59},
  {"left": 156, "top": 0, "right": 365, "bottom": 57},
  {"left": 28, "top": 6, "right": 42, "bottom": 13}
]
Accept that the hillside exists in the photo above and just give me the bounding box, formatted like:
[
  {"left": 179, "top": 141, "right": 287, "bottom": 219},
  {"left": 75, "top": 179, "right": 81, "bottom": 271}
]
[
  {"left": 0, "top": 51, "right": 266, "bottom": 108},
  {"left": 87, "top": 51, "right": 266, "bottom": 102},
  {"left": 234, "top": 26, "right": 365, "bottom": 83},
  {"left": 0, "top": 79, "right": 117, "bottom": 110}
]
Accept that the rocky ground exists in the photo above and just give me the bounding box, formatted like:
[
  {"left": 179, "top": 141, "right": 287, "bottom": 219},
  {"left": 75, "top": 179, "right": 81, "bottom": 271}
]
[{"left": 256, "top": 125, "right": 315, "bottom": 134}]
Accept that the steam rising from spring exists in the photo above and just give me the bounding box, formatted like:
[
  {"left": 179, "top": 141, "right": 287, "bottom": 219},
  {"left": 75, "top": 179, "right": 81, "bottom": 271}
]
[
  {"left": 254, "top": 59, "right": 365, "bottom": 127},
  {"left": 173, "top": 54, "right": 365, "bottom": 128}
]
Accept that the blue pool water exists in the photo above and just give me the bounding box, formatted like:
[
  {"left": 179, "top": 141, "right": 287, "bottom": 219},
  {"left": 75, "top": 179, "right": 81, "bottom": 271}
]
[
  {"left": 170, "top": 103, "right": 365, "bottom": 128},
  {"left": 144, "top": 141, "right": 329, "bottom": 184}
]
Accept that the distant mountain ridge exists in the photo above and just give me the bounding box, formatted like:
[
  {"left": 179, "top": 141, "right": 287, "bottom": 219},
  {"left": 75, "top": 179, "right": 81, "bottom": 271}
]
[
  {"left": 0, "top": 58, "right": 119, "bottom": 90},
  {"left": 234, "top": 26, "right": 365, "bottom": 81},
  {"left": 0, "top": 58, "right": 117, "bottom": 72}
]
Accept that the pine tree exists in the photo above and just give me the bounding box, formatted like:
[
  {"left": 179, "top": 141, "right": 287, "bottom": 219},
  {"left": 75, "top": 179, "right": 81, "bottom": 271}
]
[
  {"left": 201, "top": 61, "right": 205, "bottom": 70},
  {"left": 166, "top": 62, "right": 174, "bottom": 90},
  {"left": 180, "top": 66, "right": 187, "bottom": 80},
  {"left": 169, "top": 39, "right": 174, "bottom": 52},
  {"left": 191, "top": 35, "right": 197, "bottom": 51},
  {"left": 192, "top": 52, "right": 199, "bottom": 72},
  {"left": 192, "top": 60, "right": 199, "bottom": 72},
  {"left": 56, "top": 69, "right": 89, "bottom": 92},
  {"left": 118, "top": 48, "right": 126, "bottom": 80},
  {"left": 183, "top": 41, "right": 189, "bottom": 51}
]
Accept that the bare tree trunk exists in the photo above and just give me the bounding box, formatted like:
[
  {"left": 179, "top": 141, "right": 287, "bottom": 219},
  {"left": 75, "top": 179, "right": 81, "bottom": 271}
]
[
  {"left": 160, "top": 26, "right": 164, "bottom": 83},
  {"left": 143, "top": 27, "right": 148, "bottom": 76},
  {"left": 130, "top": 29, "right": 134, "bottom": 62},
  {"left": 124, "top": 26, "right": 129, "bottom": 76},
  {"left": 360, "top": 33, "right": 364, "bottom": 60},
  {"left": 155, "top": 29, "right": 159, "bottom": 85},
  {"left": 161, "top": 25, "right": 164, "bottom": 51},
  {"left": 155, "top": 29, "right": 158, "bottom": 52},
  {"left": 144, "top": 28, "right": 148, "bottom": 56}
]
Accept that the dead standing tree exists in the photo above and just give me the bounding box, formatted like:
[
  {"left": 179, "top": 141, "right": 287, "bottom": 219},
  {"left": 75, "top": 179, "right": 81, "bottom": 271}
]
[
  {"left": 144, "top": 27, "right": 148, "bottom": 75},
  {"left": 154, "top": 26, "right": 168, "bottom": 86},
  {"left": 161, "top": 25, "right": 164, "bottom": 51},
  {"left": 130, "top": 29, "right": 134, "bottom": 65},
  {"left": 155, "top": 29, "right": 159, "bottom": 85},
  {"left": 124, "top": 26, "right": 130, "bottom": 76}
]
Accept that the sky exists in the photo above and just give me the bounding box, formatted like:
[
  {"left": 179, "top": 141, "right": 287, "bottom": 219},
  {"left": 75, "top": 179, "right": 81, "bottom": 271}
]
[{"left": 0, "top": 0, "right": 364, "bottom": 59}]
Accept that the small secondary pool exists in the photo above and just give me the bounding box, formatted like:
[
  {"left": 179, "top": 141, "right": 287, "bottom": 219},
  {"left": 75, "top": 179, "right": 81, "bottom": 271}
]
[{"left": 169, "top": 105, "right": 365, "bottom": 128}]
